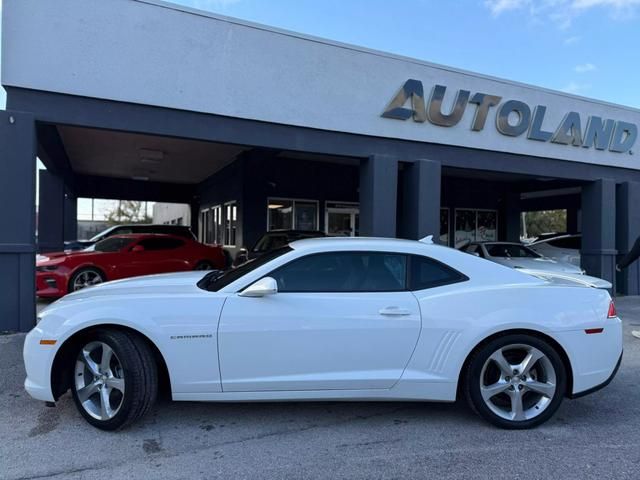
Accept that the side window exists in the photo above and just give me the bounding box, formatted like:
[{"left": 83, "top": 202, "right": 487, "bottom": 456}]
[
  {"left": 270, "top": 252, "right": 407, "bottom": 292},
  {"left": 409, "top": 255, "right": 468, "bottom": 291},
  {"left": 138, "top": 238, "right": 184, "bottom": 251},
  {"left": 112, "top": 227, "right": 133, "bottom": 236}
]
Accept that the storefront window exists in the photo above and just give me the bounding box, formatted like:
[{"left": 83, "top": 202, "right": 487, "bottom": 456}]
[
  {"left": 455, "top": 209, "right": 498, "bottom": 247},
  {"left": 225, "top": 202, "right": 237, "bottom": 246},
  {"left": 268, "top": 200, "right": 294, "bottom": 230},
  {"left": 200, "top": 204, "right": 227, "bottom": 245},
  {"left": 477, "top": 211, "right": 497, "bottom": 242},
  {"left": 440, "top": 208, "right": 449, "bottom": 245},
  {"left": 268, "top": 198, "right": 318, "bottom": 231},
  {"left": 295, "top": 202, "right": 318, "bottom": 231}
]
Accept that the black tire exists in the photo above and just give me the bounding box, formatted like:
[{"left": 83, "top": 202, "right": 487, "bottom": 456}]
[
  {"left": 194, "top": 260, "right": 215, "bottom": 271},
  {"left": 464, "top": 334, "right": 566, "bottom": 429},
  {"left": 71, "top": 328, "right": 158, "bottom": 430},
  {"left": 68, "top": 267, "right": 106, "bottom": 293}
]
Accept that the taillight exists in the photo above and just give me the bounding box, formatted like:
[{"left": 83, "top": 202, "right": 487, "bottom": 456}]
[{"left": 607, "top": 300, "right": 617, "bottom": 319}]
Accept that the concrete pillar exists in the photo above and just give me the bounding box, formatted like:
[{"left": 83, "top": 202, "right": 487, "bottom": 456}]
[
  {"left": 581, "top": 179, "right": 617, "bottom": 289},
  {"left": 359, "top": 155, "right": 398, "bottom": 237},
  {"left": 38, "top": 171, "right": 76, "bottom": 252},
  {"left": 190, "top": 201, "right": 200, "bottom": 240},
  {"left": 504, "top": 192, "right": 521, "bottom": 242},
  {"left": 0, "top": 111, "right": 37, "bottom": 332},
  {"left": 64, "top": 189, "right": 78, "bottom": 241},
  {"left": 400, "top": 159, "right": 441, "bottom": 241},
  {"left": 616, "top": 181, "right": 640, "bottom": 295}
]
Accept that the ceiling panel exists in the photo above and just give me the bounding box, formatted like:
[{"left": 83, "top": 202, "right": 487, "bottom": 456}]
[{"left": 57, "top": 126, "right": 249, "bottom": 184}]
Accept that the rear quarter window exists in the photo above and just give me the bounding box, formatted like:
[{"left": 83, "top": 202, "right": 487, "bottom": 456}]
[{"left": 409, "top": 255, "right": 468, "bottom": 291}]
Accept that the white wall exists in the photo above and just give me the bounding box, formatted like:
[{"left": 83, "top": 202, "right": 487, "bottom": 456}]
[
  {"left": 2, "top": 0, "right": 639, "bottom": 170},
  {"left": 152, "top": 203, "right": 191, "bottom": 226}
]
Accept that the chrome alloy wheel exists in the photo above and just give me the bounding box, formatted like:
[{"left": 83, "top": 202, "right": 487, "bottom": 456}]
[
  {"left": 72, "top": 270, "right": 103, "bottom": 291},
  {"left": 479, "top": 344, "right": 557, "bottom": 422},
  {"left": 74, "top": 342, "right": 125, "bottom": 421}
]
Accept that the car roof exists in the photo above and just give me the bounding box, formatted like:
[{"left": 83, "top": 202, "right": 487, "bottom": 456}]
[
  {"left": 289, "top": 236, "right": 439, "bottom": 252},
  {"left": 102, "top": 233, "right": 185, "bottom": 240}
]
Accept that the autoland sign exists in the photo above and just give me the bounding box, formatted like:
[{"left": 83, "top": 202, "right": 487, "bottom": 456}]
[{"left": 382, "top": 79, "right": 637, "bottom": 155}]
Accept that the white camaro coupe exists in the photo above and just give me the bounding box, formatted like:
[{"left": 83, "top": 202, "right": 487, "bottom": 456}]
[{"left": 24, "top": 237, "right": 622, "bottom": 430}]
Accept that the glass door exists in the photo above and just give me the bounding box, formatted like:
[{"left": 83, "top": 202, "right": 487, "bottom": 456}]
[{"left": 326, "top": 202, "right": 359, "bottom": 237}]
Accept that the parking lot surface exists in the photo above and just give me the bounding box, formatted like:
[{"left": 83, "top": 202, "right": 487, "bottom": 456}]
[{"left": 2, "top": 298, "right": 640, "bottom": 480}]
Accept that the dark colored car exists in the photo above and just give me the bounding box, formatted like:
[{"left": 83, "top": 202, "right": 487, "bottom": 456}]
[
  {"left": 37, "top": 233, "right": 226, "bottom": 298},
  {"left": 63, "top": 224, "right": 196, "bottom": 251},
  {"left": 234, "top": 230, "right": 326, "bottom": 265}
]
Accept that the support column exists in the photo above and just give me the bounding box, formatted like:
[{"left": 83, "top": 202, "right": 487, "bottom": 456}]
[
  {"left": 190, "top": 201, "right": 200, "bottom": 240},
  {"left": 359, "top": 155, "right": 398, "bottom": 237},
  {"left": 581, "top": 179, "right": 617, "bottom": 289},
  {"left": 38, "top": 170, "right": 67, "bottom": 252},
  {"left": 0, "top": 111, "right": 37, "bottom": 333},
  {"left": 400, "top": 159, "right": 441, "bottom": 241},
  {"left": 504, "top": 192, "right": 522, "bottom": 242},
  {"left": 616, "top": 181, "right": 640, "bottom": 295},
  {"left": 64, "top": 188, "right": 78, "bottom": 241}
]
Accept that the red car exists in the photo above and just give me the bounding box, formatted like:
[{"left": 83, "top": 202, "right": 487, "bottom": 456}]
[{"left": 36, "top": 234, "right": 227, "bottom": 298}]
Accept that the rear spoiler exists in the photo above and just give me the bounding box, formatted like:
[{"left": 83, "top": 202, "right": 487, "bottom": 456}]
[{"left": 518, "top": 269, "right": 612, "bottom": 289}]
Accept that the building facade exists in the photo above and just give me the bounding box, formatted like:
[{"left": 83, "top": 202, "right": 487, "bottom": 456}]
[{"left": 1, "top": 0, "right": 639, "bottom": 332}]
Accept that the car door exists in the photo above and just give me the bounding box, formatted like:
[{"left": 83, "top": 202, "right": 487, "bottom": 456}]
[{"left": 218, "top": 251, "right": 421, "bottom": 392}]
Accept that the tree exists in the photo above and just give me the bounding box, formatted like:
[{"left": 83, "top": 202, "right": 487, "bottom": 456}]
[
  {"left": 104, "top": 201, "right": 152, "bottom": 225},
  {"left": 523, "top": 210, "right": 567, "bottom": 238}
]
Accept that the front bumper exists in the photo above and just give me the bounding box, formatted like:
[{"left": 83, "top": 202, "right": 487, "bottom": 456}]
[
  {"left": 36, "top": 271, "right": 68, "bottom": 297},
  {"left": 23, "top": 327, "right": 56, "bottom": 402}
]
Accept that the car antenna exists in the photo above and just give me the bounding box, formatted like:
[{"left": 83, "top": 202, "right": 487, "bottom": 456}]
[{"left": 419, "top": 235, "right": 434, "bottom": 244}]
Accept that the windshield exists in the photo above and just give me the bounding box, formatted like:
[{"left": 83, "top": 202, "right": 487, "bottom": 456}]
[
  {"left": 89, "top": 226, "right": 117, "bottom": 242},
  {"left": 91, "top": 237, "right": 134, "bottom": 253},
  {"left": 199, "top": 246, "right": 293, "bottom": 291},
  {"left": 485, "top": 244, "right": 540, "bottom": 258}
]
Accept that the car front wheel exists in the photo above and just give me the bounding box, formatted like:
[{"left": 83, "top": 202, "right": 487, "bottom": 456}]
[
  {"left": 69, "top": 268, "right": 105, "bottom": 292},
  {"left": 71, "top": 329, "right": 158, "bottom": 430},
  {"left": 465, "top": 334, "right": 566, "bottom": 429}
]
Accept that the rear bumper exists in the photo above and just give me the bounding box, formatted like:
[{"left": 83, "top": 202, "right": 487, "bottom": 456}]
[{"left": 569, "top": 351, "right": 622, "bottom": 399}]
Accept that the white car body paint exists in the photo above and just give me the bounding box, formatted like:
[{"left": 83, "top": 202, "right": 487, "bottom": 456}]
[
  {"left": 530, "top": 235, "right": 582, "bottom": 267},
  {"left": 472, "top": 242, "right": 584, "bottom": 274},
  {"left": 24, "top": 238, "right": 622, "bottom": 405}
]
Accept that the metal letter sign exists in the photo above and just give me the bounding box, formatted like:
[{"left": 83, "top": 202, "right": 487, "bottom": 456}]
[{"left": 381, "top": 79, "right": 637, "bottom": 154}]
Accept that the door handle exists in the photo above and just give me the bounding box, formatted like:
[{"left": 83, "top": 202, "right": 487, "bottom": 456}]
[{"left": 379, "top": 307, "right": 411, "bottom": 316}]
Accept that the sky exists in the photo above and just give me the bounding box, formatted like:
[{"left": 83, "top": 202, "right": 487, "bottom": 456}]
[
  {"left": 2, "top": 0, "right": 639, "bottom": 216},
  {"left": 1, "top": 0, "right": 639, "bottom": 109}
]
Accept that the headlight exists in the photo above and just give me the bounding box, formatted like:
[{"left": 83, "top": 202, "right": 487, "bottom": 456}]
[{"left": 36, "top": 265, "right": 59, "bottom": 272}]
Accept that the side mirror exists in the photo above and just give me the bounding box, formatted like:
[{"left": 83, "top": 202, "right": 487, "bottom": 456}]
[
  {"left": 239, "top": 277, "right": 278, "bottom": 297},
  {"left": 131, "top": 245, "right": 145, "bottom": 253}
]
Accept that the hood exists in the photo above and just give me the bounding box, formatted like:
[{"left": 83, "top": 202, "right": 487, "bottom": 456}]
[
  {"left": 58, "top": 271, "right": 212, "bottom": 302},
  {"left": 490, "top": 257, "right": 583, "bottom": 274},
  {"left": 37, "top": 250, "right": 94, "bottom": 264}
]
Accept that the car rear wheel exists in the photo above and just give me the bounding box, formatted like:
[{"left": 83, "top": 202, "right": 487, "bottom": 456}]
[
  {"left": 71, "top": 329, "right": 158, "bottom": 430},
  {"left": 465, "top": 334, "right": 566, "bottom": 429},
  {"left": 194, "top": 260, "right": 215, "bottom": 270},
  {"left": 69, "top": 268, "right": 105, "bottom": 292}
]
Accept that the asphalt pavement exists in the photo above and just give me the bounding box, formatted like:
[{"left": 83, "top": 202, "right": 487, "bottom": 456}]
[{"left": 1, "top": 298, "right": 639, "bottom": 480}]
